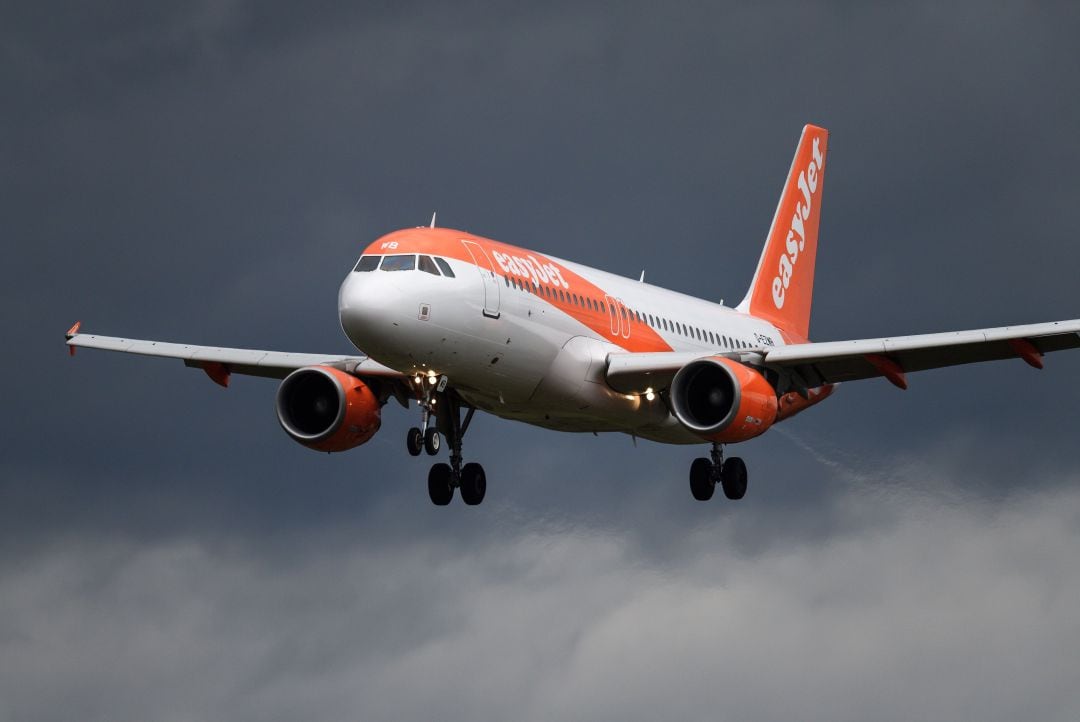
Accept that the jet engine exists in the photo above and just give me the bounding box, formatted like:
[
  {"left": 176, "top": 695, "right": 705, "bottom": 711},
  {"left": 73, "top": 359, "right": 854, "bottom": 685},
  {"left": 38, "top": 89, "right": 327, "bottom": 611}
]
[
  {"left": 669, "top": 356, "right": 778, "bottom": 443},
  {"left": 276, "top": 366, "right": 382, "bottom": 452}
]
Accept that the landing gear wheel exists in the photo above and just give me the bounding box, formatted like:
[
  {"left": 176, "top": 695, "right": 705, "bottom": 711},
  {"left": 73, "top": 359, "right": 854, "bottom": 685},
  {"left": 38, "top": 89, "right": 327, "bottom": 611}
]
[
  {"left": 689, "top": 457, "right": 715, "bottom": 501},
  {"left": 721, "top": 457, "right": 748, "bottom": 500},
  {"left": 423, "top": 427, "right": 441, "bottom": 455},
  {"left": 407, "top": 427, "right": 423, "bottom": 457},
  {"left": 459, "top": 462, "right": 487, "bottom": 506},
  {"left": 428, "top": 463, "right": 454, "bottom": 505}
]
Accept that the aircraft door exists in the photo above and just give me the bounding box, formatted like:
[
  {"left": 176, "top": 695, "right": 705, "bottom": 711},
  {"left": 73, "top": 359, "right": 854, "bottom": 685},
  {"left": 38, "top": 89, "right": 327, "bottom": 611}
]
[
  {"left": 604, "top": 295, "right": 631, "bottom": 339},
  {"left": 461, "top": 240, "right": 501, "bottom": 319}
]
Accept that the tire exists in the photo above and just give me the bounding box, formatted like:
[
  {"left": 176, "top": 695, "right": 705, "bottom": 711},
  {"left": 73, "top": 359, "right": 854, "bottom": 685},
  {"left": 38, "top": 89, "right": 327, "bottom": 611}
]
[
  {"left": 460, "top": 462, "right": 487, "bottom": 506},
  {"left": 424, "top": 427, "right": 441, "bottom": 456},
  {"left": 721, "top": 457, "right": 748, "bottom": 500},
  {"left": 428, "top": 463, "right": 454, "bottom": 505},
  {"left": 689, "top": 457, "right": 715, "bottom": 501},
  {"left": 407, "top": 427, "right": 423, "bottom": 457}
]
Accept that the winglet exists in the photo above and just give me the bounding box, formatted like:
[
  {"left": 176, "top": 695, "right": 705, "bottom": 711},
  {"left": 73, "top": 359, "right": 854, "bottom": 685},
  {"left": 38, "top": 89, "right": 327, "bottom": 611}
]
[{"left": 66, "top": 321, "right": 81, "bottom": 356}]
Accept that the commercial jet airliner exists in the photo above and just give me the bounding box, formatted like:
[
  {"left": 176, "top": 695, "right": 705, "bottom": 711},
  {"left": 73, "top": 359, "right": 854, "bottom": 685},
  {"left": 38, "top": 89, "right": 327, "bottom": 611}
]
[{"left": 67, "top": 125, "right": 1080, "bottom": 505}]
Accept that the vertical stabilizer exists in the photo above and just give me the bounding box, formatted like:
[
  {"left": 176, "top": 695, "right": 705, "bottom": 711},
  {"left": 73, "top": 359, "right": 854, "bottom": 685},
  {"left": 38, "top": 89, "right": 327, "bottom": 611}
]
[{"left": 736, "top": 125, "right": 829, "bottom": 341}]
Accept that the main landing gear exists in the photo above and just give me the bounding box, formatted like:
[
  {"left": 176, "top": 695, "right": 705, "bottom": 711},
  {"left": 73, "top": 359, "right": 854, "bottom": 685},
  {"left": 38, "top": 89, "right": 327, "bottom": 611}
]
[
  {"left": 408, "top": 383, "right": 486, "bottom": 506},
  {"left": 689, "top": 443, "right": 748, "bottom": 501}
]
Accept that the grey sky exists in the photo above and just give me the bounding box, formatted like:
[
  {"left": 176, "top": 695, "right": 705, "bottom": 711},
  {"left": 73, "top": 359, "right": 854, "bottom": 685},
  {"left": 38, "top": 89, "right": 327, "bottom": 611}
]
[{"left": 4, "top": 2, "right": 1080, "bottom": 720}]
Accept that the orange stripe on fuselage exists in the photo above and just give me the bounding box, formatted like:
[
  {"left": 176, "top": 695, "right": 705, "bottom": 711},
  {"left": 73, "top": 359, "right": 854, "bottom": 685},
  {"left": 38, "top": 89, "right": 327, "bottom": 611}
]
[{"left": 362, "top": 228, "right": 674, "bottom": 353}]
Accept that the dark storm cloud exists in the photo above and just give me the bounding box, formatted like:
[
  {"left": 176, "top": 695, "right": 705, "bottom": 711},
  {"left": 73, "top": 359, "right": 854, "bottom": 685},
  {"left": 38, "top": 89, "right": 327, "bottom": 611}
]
[{"left": 4, "top": 1, "right": 1080, "bottom": 719}]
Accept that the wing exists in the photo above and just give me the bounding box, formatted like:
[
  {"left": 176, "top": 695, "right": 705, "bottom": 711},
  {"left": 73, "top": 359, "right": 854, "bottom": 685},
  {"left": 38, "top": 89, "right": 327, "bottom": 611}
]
[
  {"left": 605, "top": 319, "right": 1080, "bottom": 393},
  {"left": 65, "top": 322, "right": 410, "bottom": 400}
]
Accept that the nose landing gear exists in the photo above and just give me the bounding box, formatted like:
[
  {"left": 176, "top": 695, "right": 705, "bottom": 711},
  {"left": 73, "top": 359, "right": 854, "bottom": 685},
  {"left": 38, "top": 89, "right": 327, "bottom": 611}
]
[
  {"left": 406, "top": 385, "right": 443, "bottom": 457},
  {"left": 689, "top": 443, "right": 748, "bottom": 501}
]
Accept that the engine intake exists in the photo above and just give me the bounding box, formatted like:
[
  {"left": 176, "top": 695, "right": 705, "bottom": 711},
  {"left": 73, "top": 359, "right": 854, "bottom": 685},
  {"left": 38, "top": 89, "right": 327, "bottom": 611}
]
[
  {"left": 670, "top": 356, "right": 778, "bottom": 443},
  {"left": 276, "top": 366, "right": 381, "bottom": 452}
]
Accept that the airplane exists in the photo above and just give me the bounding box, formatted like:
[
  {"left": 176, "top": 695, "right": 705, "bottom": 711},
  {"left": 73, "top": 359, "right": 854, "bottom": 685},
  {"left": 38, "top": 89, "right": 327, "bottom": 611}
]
[{"left": 66, "top": 124, "right": 1080, "bottom": 505}]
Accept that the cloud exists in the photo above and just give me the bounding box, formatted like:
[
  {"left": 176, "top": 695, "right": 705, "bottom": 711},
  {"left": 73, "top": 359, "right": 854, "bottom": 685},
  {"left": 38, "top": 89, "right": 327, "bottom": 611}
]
[
  {"left": 5, "top": 3, "right": 1080, "bottom": 718},
  {"left": 3, "top": 469, "right": 1079, "bottom": 722}
]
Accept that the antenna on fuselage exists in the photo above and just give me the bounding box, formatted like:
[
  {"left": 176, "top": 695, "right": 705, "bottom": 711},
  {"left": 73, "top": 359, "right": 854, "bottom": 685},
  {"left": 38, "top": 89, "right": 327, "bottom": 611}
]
[
  {"left": 429, "top": 211, "right": 437, "bottom": 228},
  {"left": 639, "top": 270, "right": 646, "bottom": 283}
]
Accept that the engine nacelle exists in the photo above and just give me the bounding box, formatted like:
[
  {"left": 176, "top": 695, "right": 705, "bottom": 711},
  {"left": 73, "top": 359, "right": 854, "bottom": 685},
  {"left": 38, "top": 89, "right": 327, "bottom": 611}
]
[
  {"left": 669, "top": 356, "right": 778, "bottom": 443},
  {"left": 276, "top": 366, "right": 382, "bottom": 452}
]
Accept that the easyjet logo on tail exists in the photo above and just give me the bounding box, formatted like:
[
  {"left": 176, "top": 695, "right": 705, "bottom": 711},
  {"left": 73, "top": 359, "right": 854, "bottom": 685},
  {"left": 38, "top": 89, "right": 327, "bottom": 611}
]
[{"left": 771, "top": 137, "right": 824, "bottom": 310}]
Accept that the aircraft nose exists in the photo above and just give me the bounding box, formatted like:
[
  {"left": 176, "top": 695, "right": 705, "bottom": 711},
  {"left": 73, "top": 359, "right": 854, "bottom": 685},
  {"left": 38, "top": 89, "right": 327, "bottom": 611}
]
[{"left": 338, "top": 272, "right": 402, "bottom": 343}]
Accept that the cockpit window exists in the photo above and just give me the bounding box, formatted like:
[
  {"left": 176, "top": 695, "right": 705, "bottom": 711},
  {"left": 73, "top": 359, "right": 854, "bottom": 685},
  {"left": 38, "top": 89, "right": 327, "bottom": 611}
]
[
  {"left": 380, "top": 254, "right": 416, "bottom": 272},
  {"left": 354, "top": 255, "right": 381, "bottom": 272},
  {"left": 433, "top": 257, "right": 455, "bottom": 277},
  {"left": 418, "top": 255, "right": 441, "bottom": 276}
]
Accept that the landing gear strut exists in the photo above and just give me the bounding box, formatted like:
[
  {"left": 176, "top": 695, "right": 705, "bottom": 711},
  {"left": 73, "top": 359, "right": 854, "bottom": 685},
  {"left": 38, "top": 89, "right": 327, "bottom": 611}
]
[
  {"left": 689, "top": 443, "right": 748, "bottom": 501},
  {"left": 426, "top": 390, "right": 486, "bottom": 506},
  {"left": 406, "top": 385, "right": 442, "bottom": 457}
]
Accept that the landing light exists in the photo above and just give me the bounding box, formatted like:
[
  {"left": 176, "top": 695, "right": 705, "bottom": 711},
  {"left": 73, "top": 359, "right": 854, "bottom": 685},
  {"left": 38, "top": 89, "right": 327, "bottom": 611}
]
[{"left": 645, "top": 388, "right": 656, "bottom": 401}]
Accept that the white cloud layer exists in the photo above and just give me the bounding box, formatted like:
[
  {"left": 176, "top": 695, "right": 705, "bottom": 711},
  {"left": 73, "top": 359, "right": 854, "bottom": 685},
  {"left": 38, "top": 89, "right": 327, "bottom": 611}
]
[{"left": 4, "top": 479, "right": 1080, "bottom": 722}]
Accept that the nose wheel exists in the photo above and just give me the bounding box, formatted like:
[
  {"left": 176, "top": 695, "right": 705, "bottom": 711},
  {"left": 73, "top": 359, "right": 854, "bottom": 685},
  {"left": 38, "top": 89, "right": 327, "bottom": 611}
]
[
  {"left": 689, "top": 444, "right": 748, "bottom": 501},
  {"left": 406, "top": 384, "right": 444, "bottom": 457},
  {"left": 407, "top": 427, "right": 424, "bottom": 456}
]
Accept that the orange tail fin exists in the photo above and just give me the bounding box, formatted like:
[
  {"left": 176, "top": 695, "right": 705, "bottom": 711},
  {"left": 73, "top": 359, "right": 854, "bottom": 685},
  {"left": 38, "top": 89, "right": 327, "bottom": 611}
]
[{"left": 736, "top": 124, "right": 829, "bottom": 341}]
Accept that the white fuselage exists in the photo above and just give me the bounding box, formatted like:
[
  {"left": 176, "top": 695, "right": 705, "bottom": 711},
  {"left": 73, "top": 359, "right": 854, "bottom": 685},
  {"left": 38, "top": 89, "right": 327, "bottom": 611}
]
[{"left": 338, "top": 228, "right": 787, "bottom": 444}]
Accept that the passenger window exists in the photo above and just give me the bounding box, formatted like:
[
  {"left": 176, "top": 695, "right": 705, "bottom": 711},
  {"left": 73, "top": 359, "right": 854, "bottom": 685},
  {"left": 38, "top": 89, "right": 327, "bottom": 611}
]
[
  {"left": 380, "top": 255, "right": 416, "bottom": 272},
  {"left": 418, "top": 255, "right": 441, "bottom": 276},
  {"left": 354, "top": 255, "right": 381, "bottom": 272},
  {"left": 434, "top": 257, "right": 455, "bottom": 277}
]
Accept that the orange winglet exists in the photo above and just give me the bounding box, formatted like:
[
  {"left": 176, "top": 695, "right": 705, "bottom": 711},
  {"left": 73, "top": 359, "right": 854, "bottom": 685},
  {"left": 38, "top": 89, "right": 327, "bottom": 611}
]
[
  {"left": 865, "top": 354, "right": 908, "bottom": 390},
  {"left": 203, "top": 361, "right": 231, "bottom": 388},
  {"left": 1008, "top": 338, "right": 1044, "bottom": 370},
  {"left": 66, "top": 321, "right": 81, "bottom": 356}
]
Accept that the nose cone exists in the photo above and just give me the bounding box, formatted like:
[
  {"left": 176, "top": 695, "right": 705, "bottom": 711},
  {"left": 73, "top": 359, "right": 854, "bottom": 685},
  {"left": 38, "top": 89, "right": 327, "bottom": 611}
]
[{"left": 338, "top": 272, "right": 402, "bottom": 349}]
